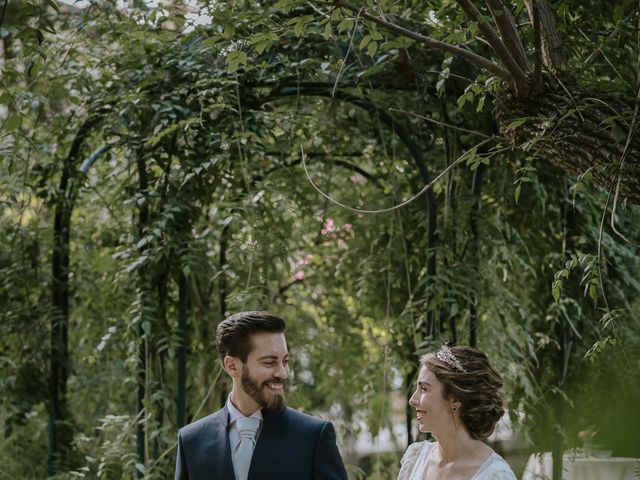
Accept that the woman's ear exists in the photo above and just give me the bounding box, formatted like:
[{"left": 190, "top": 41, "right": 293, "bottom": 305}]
[{"left": 451, "top": 398, "right": 462, "bottom": 412}]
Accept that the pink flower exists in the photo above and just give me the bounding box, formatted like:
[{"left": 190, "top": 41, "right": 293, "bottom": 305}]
[
  {"left": 323, "top": 218, "right": 335, "bottom": 233},
  {"left": 350, "top": 174, "right": 368, "bottom": 185},
  {"left": 293, "top": 271, "right": 305, "bottom": 281},
  {"left": 342, "top": 223, "right": 352, "bottom": 232}
]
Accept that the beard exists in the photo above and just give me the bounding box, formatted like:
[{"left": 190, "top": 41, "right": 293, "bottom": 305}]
[{"left": 240, "top": 365, "right": 287, "bottom": 411}]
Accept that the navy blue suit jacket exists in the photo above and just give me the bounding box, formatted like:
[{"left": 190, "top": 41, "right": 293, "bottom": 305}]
[{"left": 174, "top": 405, "right": 348, "bottom": 480}]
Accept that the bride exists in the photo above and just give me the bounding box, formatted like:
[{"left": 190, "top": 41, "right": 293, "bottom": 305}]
[{"left": 398, "top": 345, "right": 516, "bottom": 480}]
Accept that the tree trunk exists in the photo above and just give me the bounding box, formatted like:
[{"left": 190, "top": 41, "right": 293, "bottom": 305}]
[
  {"left": 49, "top": 119, "right": 96, "bottom": 475},
  {"left": 135, "top": 150, "right": 149, "bottom": 479},
  {"left": 177, "top": 271, "right": 188, "bottom": 428},
  {"left": 496, "top": 83, "right": 640, "bottom": 204}
]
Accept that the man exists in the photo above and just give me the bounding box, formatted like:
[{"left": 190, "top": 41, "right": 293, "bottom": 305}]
[{"left": 174, "top": 311, "right": 348, "bottom": 480}]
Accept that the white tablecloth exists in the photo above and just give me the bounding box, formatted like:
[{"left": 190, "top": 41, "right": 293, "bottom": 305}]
[{"left": 522, "top": 452, "right": 640, "bottom": 480}]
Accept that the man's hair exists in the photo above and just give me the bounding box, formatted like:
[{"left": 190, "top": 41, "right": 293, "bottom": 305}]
[{"left": 216, "top": 311, "right": 286, "bottom": 362}]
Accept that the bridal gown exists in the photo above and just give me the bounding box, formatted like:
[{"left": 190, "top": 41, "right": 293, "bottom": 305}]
[{"left": 398, "top": 441, "right": 517, "bottom": 480}]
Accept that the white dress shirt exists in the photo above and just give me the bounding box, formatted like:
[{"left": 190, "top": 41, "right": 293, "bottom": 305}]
[{"left": 226, "top": 396, "right": 263, "bottom": 452}]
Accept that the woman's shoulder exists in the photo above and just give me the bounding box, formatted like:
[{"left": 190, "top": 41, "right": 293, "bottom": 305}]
[
  {"left": 475, "top": 451, "right": 517, "bottom": 480},
  {"left": 403, "top": 440, "right": 435, "bottom": 458},
  {"left": 401, "top": 442, "right": 436, "bottom": 465},
  {"left": 398, "top": 441, "right": 434, "bottom": 478}
]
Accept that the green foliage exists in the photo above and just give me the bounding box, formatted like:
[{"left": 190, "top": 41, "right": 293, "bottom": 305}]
[{"left": 1, "top": 0, "right": 640, "bottom": 478}]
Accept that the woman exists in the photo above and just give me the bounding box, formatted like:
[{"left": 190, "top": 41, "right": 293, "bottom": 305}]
[{"left": 398, "top": 345, "right": 516, "bottom": 480}]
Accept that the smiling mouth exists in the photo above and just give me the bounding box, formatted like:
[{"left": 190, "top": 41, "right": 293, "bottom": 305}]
[
  {"left": 265, "top": 383, "right": 285, "bottom": 393},
  {"left": 416, "top": 410, "right": 426, "bottom": 421}
]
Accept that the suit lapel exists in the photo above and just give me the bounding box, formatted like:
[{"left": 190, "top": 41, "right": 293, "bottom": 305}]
[{"left": 211, "top": 406, "right": 234, "bottom": 479}]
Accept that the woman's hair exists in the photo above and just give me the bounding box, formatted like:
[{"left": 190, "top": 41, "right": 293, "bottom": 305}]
[{"left": 420, "top": 345, "right": 504, "bottom": 439}]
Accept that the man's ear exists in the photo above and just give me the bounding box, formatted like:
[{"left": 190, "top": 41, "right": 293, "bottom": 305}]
[{"left": 223, "top": 355, "right": 240, "bottom": 378}]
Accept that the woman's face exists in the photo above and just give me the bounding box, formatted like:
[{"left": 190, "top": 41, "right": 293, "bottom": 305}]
[{"left": 409, "top": 365, "right": 457, "bottom": 435}]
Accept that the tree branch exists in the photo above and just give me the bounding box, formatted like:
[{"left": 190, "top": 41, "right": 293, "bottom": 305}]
[
  {"left": 484, "top": 0, "right": 530, "bottom": 73},
  {"left": 585, "top": 10, "right": 636, "bottom": 66},
  {"left": 333, "top": 0, "right": 513, "bottom": 82},
  {"left": 524, "top": 0, "right": 565, "bottom": 70},
  {"left": 532, "top": 0, "right": 544, "bottom": 93},
  {"left": 455, "top": 0, "right": 530, "bottom": 93},
  {"left": 0, "top": 0, "right": 8, "bottom": 32}
]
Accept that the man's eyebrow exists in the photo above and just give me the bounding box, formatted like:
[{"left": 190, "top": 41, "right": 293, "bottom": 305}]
[{"left": 257, "top": 354, "right": 289, "bottom": 361}]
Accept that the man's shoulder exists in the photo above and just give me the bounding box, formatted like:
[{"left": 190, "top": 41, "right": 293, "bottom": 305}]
[
  {"left": 282, "top": 406, "right": 331, "bottom": 429},
  {"left": 179, "top": 408, "right": 226, "bottom": 438}
]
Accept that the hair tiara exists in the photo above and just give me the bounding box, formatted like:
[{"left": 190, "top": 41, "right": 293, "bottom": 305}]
[{"left": 436, "top": 345, "right": 467, "bottom": 373}]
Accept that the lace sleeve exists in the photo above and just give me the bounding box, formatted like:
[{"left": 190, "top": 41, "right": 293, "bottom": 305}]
[
  {"left": 486, "top": 471, "right": 517, "bottom": 480},
  {"left": 397, "top": 442, "right": 423, "bottom": 480},
  {"left": 483, "top": 457, "right": 517, "bottom": 480}
]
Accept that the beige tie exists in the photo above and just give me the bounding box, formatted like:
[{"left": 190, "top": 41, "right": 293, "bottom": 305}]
[{"left": 233, "top": 417, "right": 260, "bottom": 480}]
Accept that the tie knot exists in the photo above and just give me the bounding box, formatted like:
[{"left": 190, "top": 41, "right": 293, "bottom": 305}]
[{"left": 236, "top": 416, "right": 260, "bottom": 440}]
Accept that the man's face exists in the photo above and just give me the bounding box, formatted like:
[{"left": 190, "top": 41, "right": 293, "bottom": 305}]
[{"left": 239, "top": 332, "right": 289, "bottom": 410}]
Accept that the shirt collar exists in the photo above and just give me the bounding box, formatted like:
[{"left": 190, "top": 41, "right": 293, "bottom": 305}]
[{"left": 226, "top": 395, "right": 263, "bottom": 425}]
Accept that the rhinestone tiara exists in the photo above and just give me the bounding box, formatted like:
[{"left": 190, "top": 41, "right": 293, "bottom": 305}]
[{"left": 436, "top": 345, "right": 467, "bottom": 373}]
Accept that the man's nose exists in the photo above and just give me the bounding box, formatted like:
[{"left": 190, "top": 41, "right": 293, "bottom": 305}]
[{"left": 274, "top": 363, "right": 288, "bottom": 379}]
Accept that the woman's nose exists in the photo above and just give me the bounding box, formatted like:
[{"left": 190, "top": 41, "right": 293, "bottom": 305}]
[{"left": 408, "top": 390, "right": 418, "bottom": 407}]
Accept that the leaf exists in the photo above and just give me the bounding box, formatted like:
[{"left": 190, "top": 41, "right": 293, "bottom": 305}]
[
  {"left": 146, "top": 117, "right": 199, "bottom": 148},
  {"left": 337, "top": 19, "right": 353, "bottom": 33},
  {"left": 4, "top": 115, "right": 22, "bottom": 131},
  {"left": 514, "top": 184, "right": 522, "bottom": 203},
  {"left": 227, "top": 51, "right": 248, "bottom": 73},
  {"left": 274, "top": 0, "right": 293, "bottom": 9},
  {"left": 50, "top": 81, "right": 68, "bottom": 101},
  {"left": 293, "top": 17, "right": 306, "bottom": 37},
  {"left": 611, "top": 123, "right": 625, "bottom": 143},
  {"left": 367, "top": 41, "right": 378, "bottom": 57},
  {"left": 0, "top": 92, "right": 13, "bottom": 106},
  {"left": 370, "top": 29, "right": 383, "bottom": 41},
  {"left": 323, "top": 22, "right": 332, "bottom": 39},
  {"left": 506, "top": 118, "right": 526, "bottom": 130},
  {"left": 613, "top": 4, "right": 625, "bottom": 23}
]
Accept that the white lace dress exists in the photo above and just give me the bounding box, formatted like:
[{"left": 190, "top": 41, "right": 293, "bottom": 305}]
[{"left": 398, "top": 441, "right": 517, "bottom": 480}]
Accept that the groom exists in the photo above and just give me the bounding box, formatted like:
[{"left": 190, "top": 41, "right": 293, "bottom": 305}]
[{"left": 174, "top": 311, "right": 348, "bottom": 480}]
